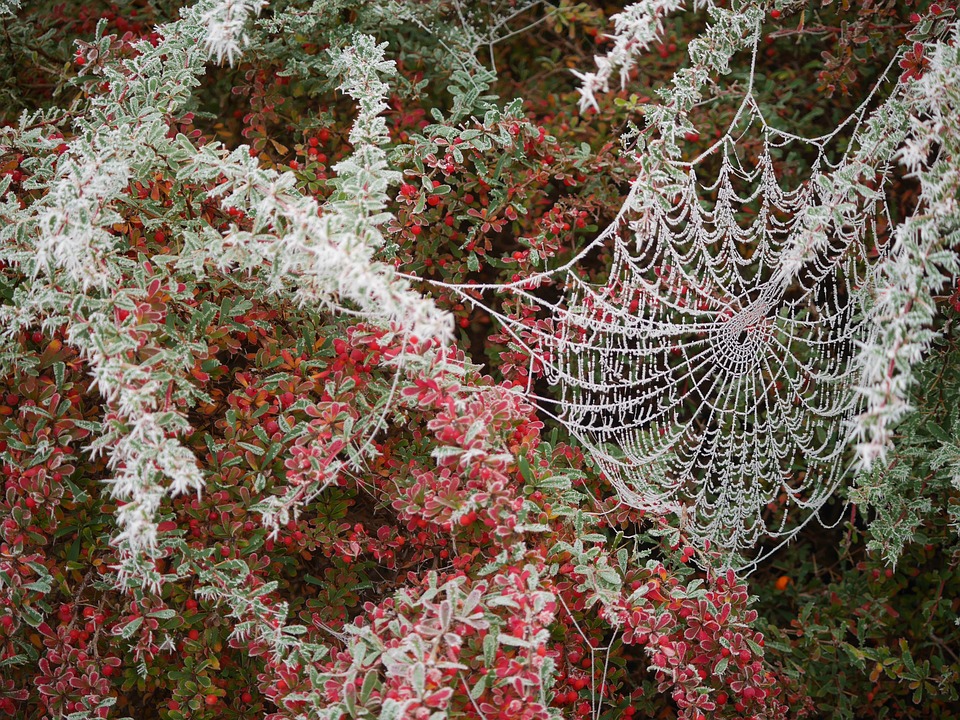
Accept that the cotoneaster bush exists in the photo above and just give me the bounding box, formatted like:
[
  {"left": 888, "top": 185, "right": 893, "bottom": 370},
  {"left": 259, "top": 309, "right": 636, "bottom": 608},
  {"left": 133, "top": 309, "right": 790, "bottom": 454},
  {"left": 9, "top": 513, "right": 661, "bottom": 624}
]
[{"left": 0, "top": 1, "right": 957, "bottom": 719}]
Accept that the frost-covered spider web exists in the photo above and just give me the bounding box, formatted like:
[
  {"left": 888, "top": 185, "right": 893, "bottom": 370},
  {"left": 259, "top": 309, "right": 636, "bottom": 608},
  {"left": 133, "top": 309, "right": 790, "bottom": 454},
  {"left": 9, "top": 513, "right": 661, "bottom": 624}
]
[
  {"left": 415, "top": 51, "right": 905, "bottom": 569},
  {"left": 540, "top": 112, "right": 894, "bottom": 566}
]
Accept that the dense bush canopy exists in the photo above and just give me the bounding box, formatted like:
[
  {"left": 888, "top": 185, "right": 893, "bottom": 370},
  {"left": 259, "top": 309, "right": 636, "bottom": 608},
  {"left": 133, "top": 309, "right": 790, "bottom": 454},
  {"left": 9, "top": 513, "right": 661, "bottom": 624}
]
[{"left": 0, "top": 1, "right": 958, "bottom": 719}]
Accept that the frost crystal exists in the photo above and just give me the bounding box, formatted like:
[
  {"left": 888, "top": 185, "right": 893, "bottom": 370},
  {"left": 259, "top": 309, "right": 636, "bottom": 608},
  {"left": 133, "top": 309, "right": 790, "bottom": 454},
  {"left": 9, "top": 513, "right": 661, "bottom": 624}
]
[
  {"left": 573, "top": 0, "right": 686, "bottom": 113},
  {"left": 196, "top": 0, "right": 267, "bottom": 65}
]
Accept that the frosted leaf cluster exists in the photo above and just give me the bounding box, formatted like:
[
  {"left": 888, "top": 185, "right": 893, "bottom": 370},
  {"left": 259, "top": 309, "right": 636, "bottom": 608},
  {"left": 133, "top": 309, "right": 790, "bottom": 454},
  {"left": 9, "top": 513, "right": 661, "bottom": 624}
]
[
  {"left": 33, "top": 142, "right": 130, "bottom": 291},
  {"left": 187, "top": 34, "right": 451, "bottom": 346},
  {"left": 1, "top": 4, "right": 448, "bottom": 588},
  {"left": 194, "top": 0, "right": 267, "bottom": 65},
  {"left": 572, "top": 0, "right": 687, "bottom": 113}
]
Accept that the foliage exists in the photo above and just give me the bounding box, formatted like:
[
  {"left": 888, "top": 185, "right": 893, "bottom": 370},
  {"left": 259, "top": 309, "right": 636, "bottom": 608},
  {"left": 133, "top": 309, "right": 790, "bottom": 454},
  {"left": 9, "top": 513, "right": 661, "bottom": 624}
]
[{"left": 0, "top": 0, "right": 956, "bottom": 719}]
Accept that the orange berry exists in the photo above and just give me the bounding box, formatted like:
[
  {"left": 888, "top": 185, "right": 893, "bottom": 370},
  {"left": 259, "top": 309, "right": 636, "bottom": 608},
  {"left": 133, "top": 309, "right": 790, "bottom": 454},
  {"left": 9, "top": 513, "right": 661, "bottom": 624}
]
[{"left": 774, "top": 575, "right": 790, "bottom": 591}]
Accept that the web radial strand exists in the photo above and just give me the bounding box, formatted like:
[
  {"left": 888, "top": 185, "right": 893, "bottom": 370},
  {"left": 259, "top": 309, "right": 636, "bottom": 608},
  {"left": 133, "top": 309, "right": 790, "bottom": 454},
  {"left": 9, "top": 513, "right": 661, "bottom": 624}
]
[{"left": 521, "top": 106, "right": 897, "bottom": 567}]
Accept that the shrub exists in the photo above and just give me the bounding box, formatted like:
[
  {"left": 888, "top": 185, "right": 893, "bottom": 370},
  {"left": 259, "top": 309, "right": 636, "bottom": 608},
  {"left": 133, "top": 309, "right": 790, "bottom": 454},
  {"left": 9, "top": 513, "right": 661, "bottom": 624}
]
[{"left": 0, "top": 1, "right": 957, "bottom": 719}]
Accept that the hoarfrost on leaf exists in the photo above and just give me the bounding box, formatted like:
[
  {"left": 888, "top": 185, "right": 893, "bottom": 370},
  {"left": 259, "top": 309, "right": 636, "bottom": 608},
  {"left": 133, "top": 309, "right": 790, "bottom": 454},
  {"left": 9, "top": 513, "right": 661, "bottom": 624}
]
[{"left": 195, "top": 0, "right": 267, "bottom": 65}]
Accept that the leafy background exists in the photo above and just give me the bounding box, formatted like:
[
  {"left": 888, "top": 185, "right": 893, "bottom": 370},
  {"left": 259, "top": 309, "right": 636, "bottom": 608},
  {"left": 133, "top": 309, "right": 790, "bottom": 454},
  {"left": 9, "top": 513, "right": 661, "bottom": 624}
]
[{"left": 0, "top": 0, "right": 958, "bottom": 718}]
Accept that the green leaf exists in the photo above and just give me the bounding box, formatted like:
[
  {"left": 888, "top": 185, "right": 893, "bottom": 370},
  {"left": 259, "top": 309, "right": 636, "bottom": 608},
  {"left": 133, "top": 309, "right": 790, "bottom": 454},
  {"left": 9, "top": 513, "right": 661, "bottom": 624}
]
[
  {"left": 518, "top": 455, "right": 533, "bottom": 483},
  {"left": 20, "top": 605, "right": 43, "bottom": 628},
  {"left": 483, "top": 631, "right": 497, "bottom": 666},
  {"left": 360, "top": 670, "right": 379, "bottom": 704},
  {"left": 238, "top": 441, "right": 264, "bottom": 456},
  {"left": 148, "top": 609, "right": 178, "bottom": 619},
  {"left": 120, "top": 616, "right": 144, "bottom": 639},
  {"left": 67, "top": 538, "right": 81, "bottom": 562},
  {"left": 52, "top": 361, "right": 65, "bottom": 388},
  {"left": 470, "top": 675, "right": 487, "bottom": 700}
]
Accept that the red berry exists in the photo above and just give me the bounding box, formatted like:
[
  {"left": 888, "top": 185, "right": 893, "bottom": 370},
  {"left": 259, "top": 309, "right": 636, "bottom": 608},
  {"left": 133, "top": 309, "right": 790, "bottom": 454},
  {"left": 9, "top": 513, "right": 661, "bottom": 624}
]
[
  {"left": 204, "top": 694, "right": 218, "bottom": 706},
  {"left": 318, "top": 129, "right": 330, "bottom": 142},
  {"left": 241, "top": 692, "right": 253, "bottom": 703},
  {"left": 770, "top": 9, "right": 781, "bottom": 18},
  {"left": 411, "top": 225, "right": 422, "bottom": 236}
]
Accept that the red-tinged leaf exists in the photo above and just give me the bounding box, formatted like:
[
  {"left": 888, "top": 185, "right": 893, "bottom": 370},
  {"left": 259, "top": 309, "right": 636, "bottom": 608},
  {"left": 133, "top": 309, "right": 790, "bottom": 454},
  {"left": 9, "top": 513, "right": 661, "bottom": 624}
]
[
  {"left": 717, "top": 603, "right": 730, "bottom": 624},
  {"left": 424, "top": 688, "right": 453, "bottom": 708}
]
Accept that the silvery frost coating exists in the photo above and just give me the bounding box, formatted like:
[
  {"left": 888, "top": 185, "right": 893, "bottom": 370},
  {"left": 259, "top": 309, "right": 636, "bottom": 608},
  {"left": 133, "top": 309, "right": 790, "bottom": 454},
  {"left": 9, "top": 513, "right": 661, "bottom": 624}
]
[
  {"left": 196, "top": 0, "right": 267, "bottom": 66},
  {"left": 0, "top": 4, "right": 449, "bottom": 589},
  {"left": 428, "top": 2, "right": 960, "bottom": 569}
]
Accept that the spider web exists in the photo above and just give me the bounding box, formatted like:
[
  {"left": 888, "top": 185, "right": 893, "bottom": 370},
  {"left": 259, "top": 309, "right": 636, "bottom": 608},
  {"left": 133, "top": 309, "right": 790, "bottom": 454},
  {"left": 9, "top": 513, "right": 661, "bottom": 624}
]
[
  {"left": 546, "top": 122, "right": 890, "bottom": 564},
  {"left": 416, "top": 55, "right": 902, "bottom": 569}
]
